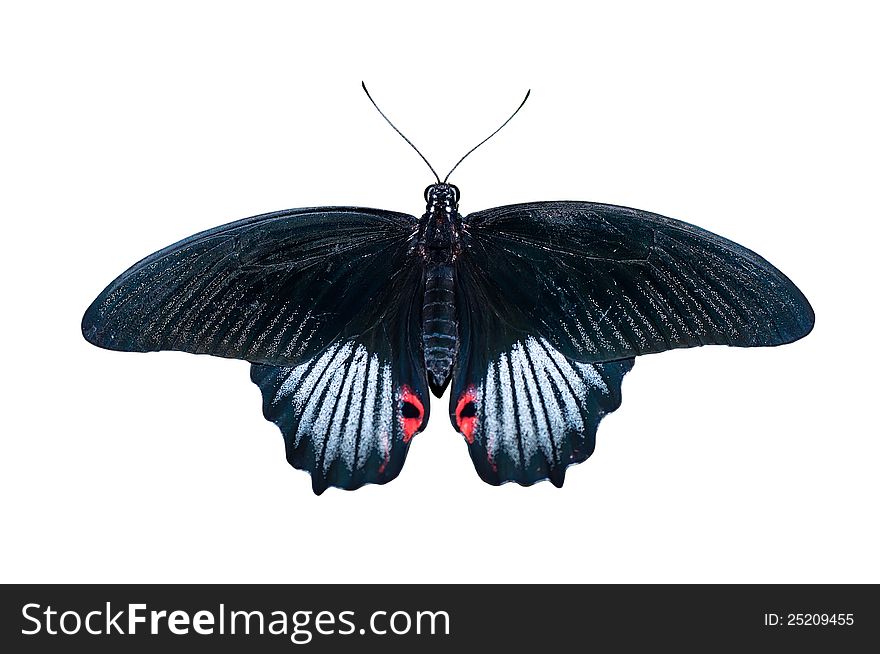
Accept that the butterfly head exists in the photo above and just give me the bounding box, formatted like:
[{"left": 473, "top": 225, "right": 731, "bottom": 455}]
[{"left": 424, "top": 183, "right": 460, "bottom": 213}]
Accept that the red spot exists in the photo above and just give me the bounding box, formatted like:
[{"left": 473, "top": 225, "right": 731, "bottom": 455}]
[
  {"left": 455, "top": 385, "right": 478, "bottom": 444},
  {"left": 400, "top": 385, "right": 424, "bottom": 443}
]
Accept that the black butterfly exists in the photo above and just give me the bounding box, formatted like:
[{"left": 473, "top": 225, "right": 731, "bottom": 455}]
[{"left": 82, "top": 85, "right": 814, "bottom": 494}]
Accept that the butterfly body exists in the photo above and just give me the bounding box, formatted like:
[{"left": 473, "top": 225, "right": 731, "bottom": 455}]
[{"left": 418, "top": 183, "right": 464, "bottom": 396}]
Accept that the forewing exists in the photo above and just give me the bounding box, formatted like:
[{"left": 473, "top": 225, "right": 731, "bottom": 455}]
[
  {"left": 82, "top": 207, "right": 419, "bottom": 367},
  {"left": 450, "top": 285, "right": 633, "bottom": 487},
  {"left": 461, "top": 201, "right": 814, "bottom": 363},
  {"left": 251, "top": 270, "right": 429, "bottom": 494}
]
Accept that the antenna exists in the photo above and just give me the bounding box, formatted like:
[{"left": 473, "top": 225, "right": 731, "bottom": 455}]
[
  {"left": 443, "top": 90, "right": 531, "bottom": 183},
  {"left": 361, "top": 82, "right": 440, "bottom": 184}
]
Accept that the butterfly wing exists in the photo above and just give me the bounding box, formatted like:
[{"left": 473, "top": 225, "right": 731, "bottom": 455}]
[
  {"left": 82, "top": 207, "right": 420, "bottom": 368},
  {"left": 459, "top": 201, "right": 814, "bottom": 364},
  {"left": 83, "top": 206, "right": 432, "bottom": 493},
  {"left": 451, "top": 277, "right": 633, "bottom": 486},
  {"left": 450, "top": 200, "right": 812, "bottom": 486},
  {"left": 251, "top": 275, "right": 429, "bottom": 494}
]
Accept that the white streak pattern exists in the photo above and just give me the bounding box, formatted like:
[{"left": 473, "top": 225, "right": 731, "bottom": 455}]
[
  {"left": 478, "top": 337, "right": 614, "bottom": 467},
  {"left": 270, "top": 341, "right": 397, "bottom": 473}
]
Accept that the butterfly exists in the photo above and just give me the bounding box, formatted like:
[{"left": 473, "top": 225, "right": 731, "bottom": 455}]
[{"left": 82, "top": 84, "right": 814, "bottom": 494}]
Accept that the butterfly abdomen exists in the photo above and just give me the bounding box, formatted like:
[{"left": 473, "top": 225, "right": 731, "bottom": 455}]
[{"left": 423, "top": 263, "right": 457, "bottom": 396}]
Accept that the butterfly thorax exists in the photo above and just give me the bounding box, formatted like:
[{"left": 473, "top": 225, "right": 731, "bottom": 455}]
[{"left": 419, "top": 184, "right": 462, "bottom": 396}]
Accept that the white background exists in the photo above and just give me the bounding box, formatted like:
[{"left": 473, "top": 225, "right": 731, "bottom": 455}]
[{"left": 1, "top": 1, "right": 877, "bottom": 583}]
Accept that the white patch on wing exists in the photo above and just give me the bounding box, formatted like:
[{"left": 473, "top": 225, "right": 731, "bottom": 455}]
[
  {"left": 483, "top": 362, "right": 499, "bottom": 461},
  {"left": 376, "top": 363, "right": 393, "bottom": 467},
  {"left": 469, "top": 337, "right": 617, "bottom": 469},
  {"left": 311, "top": 352, "right": 350, "bottom": 467},
  {"left": 263, "top": 341, "right": 407, "bottom": 475},
  {"left": 574, "top": 360, "right": 608, "bottom": 394},
  {"left": 294, "top": 342, "right": 353, "bottom": 449},
  {"left": 532, "top": 340, "right": 585, "bottom": 431},
  {"left": 496, "top": 352, "right": 521, "bottom": 468},
  {"left": 340, "top": 347, "right": 369, "bottom": 471},
  {"left": 524, "top": 338, "right": 567, "bottom": 451},
  {"left": 509, "top": 342, "right": 540, "bottom": 461},
  {"left": 356, "top": 353, "right": 381, "bottom": 470},
  {"left": 322, "top": 350, "right": 360, "bottom": 472}
]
